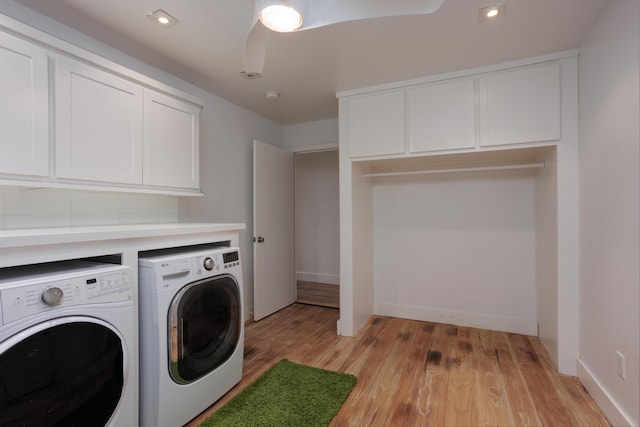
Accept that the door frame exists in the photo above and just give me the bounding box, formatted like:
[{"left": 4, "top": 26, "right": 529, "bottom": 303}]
[{"left": 252, "top": 142, "right": 338, "bottom": 321}]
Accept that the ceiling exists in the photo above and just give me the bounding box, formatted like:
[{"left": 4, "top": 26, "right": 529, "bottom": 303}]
[{"left": 15, "top": 0, "right": 610, "bottom": 125}]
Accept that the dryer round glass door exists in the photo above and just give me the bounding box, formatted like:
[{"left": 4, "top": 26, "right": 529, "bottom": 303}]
[
  {"left": 168, "top": 274, "right": 241, "bottom": 384},
  {"left": 0, "top": 317, "right": 125, "bottom": 427}
]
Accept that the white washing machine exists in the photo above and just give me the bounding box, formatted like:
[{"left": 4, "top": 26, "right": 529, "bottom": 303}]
[
  {"left": 0, "top": 261, "right": 136, "bottom": 427},
  {"left": 138, "top": 246, "right": 244, "bottom": 427}
]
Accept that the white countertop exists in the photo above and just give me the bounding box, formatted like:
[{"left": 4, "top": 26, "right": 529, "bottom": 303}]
[{"left": 0, "top": 223, "right": 246, "bottom": 249}]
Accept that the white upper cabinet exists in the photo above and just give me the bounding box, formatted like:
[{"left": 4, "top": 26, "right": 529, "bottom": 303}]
[
  {"left": 346, "top": 90, "right": 405, "bottom": 158},
  {"left": 408, "top": 79, "right": 475, "bottom": 153},
  {"left": 143, "top": 90, "right": 200, "bottom": 190},
  {"left": 479, "top": 63, "right": 560, "bottom": 147},
  {"left": 0, "top": 20, "right": 204, "bottom": 195},
  {"left": 0, "top": 31, "right": 49, "bottom": 177},
  {"left": 55, "top": 55, "right": 144, "bottom": 185},
  {"left": 339, "top": 57, "right": 565, "bottom": 162},
  {"left": 54, "top": 54, "right": 202, "bottom": 191}
]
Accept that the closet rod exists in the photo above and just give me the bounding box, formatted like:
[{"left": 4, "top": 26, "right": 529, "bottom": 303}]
[{"left": 362, "top": 162, "right": 545, "bottom": 178}]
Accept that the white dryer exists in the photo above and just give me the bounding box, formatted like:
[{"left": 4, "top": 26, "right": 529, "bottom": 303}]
[
  {"left": 138, "top": 246, "right": 244, "bottom": 427},
  {"left": 0, "top": 261, "right": 136, "bottom": 427}
]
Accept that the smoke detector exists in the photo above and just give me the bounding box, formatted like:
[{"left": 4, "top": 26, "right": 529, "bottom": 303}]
[{"left": 264, "top": 90, "right": 280, "bottom": 100}]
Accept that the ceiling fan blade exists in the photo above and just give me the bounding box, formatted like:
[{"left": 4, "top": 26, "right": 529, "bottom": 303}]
[
  {"left": 301, "top": 0, "right": 445, "bottom": 30},
  {"left": 243, "top": 20, "right": 268, "bottom": 76},
  {"left": 242, "top": 0, "right": 444, "bottom": 76}
]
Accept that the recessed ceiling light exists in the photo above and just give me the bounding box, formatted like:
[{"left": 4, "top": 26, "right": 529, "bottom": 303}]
[
  {"left": 479, "top": 3, "right": 506, "bottom": 22},
  {"left": 147, "top": 9, "right": 179, "bottom": 28}
]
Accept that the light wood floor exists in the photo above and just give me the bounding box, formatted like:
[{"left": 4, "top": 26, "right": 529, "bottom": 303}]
[
  {"left": 187, "top": 304, "right": 610, "bottom": 427},
  {"left": 296, "top": 281, "right": 340, "bottom": 308}
]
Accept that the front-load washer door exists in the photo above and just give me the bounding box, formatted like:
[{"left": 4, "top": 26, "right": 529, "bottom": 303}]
[
  {"left": 0, "top": 317, "right": 125, "bottom": 427},
  {"left": 168, "top": 274, "right": 241, "bottom": 384}
]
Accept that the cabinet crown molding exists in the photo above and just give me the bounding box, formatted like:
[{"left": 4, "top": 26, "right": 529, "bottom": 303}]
[{"left": 336, "top": 48, "right": 578, "bottom": 99}]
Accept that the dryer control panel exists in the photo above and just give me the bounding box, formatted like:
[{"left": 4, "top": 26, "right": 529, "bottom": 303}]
[{"left": 0, "top": 262, "right": 131, "bottom": 325}]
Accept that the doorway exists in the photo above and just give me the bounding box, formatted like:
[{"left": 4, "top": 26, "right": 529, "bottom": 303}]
[{"left": 294, "top": 149, "right": 339, "bottom": 308}]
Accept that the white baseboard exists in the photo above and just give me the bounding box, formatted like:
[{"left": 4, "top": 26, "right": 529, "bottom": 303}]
[
  {"left": 577, "top": 359, "right": 634, "bottom": 427},
  {"left": 296, "top": 271, "right": 339, "bottom": 285},
  {"left": 373, "top": 302, "right": 538, "bottom": 336}
]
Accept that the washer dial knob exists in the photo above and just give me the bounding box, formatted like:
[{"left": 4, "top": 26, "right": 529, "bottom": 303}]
[
  {"left": 42, "top": 287, "right": 64, "bottom": 306},
  {"left": 203, "top": 257, "right": 215, "bottom": 271}
]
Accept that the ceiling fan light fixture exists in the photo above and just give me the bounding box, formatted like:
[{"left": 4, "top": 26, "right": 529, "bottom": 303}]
[{"left": 259, "top": 3, "right": 303, "bottom": 32}]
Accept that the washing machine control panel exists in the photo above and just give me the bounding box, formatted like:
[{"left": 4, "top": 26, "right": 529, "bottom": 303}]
[
  {"left": 141, "top": 247, "right": 242, "bottom": 290},
  {"left": 193, "top": 251, "right": 240, "bottom": 275},
  {"left": 0, "top": 265, "right": 131, "bottom": 325}
]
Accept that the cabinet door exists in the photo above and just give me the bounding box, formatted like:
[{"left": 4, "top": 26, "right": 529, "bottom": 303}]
[
  {"left": 143, "top": 90, "right": 200, "bottom": 190},
  {"left": 479, "top": 63, "right": 560, "bottom": 146},
  {"left": 55, "top": 55, "right": 143, "bottom": 184},
  {"left": 346, "top": 91, "right": 405, "bottom": 158},
  {"left": 408, "top": 79, "right": 475, "bottom": 153},
  {"left": 0, "top": 32, "right": 49, "bottom": 177}
]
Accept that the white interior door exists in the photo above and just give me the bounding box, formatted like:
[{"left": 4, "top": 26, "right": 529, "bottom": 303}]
[{"left": 253, "top": 140, "right": 295, "bottom": 320}]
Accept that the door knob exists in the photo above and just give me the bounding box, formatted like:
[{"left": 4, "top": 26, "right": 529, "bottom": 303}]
[{"left": 256, "top": 236, "right": 265, "bottom": 243}]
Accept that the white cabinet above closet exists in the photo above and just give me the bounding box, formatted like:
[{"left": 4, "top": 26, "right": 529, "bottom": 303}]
[
  {"left": 408, "top": 79, "right": 475, "bottom": 153},
  {"left": 345, "top": 90, "right": 405, "bottom": 158},
  {"left": 479, "top": 63, "right": 560, "bottom": 147},
  {"left": 0, "top": 31, "right": 49, "bottom": 178},
  {"left": 339, "top": 58, "right": 563, "bottom": 160}
]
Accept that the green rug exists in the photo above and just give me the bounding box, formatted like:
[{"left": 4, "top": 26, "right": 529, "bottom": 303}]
[{"left": 200, "top": 359, "right": 357, "bottom": 427}]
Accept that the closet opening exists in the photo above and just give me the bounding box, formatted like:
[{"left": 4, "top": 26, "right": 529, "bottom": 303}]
[
  {"left": 294, "top": 149, "right": 339, "bottom": 308},
  {"left": 347, "top": 145, "right": 558, "bottom": 342}
]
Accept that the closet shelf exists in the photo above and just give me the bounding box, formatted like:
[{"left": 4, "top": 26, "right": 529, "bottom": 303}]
[{"left": 362, "top": 162, "right": 545, "bottom": 178}]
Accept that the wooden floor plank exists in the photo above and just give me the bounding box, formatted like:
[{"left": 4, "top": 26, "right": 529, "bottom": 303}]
[
  {"left": 330, "top": 317, "right": 405, "bottom": 426},
  {"left": 385, "top": 321, "right": 436, "bottom": 426},
  {"left": 355, "top": 319, "right": 423, "bottom": 425},
  {"left": 419, "top": 322, "right": 454, "bottom": 426},
  {"left": 529, "top": 337, "right": 611, "bottom": 427},
  {"left": 186, "top": 304, "right": 611, "bottom": 427},
  {"left": 472, "top": 328, "right": 516, "bottom": 426},
  {"left": 445, "top": 327, "right": 479, "bottom": 426},
  {"left": 478, "top": 331, "right": 543, "bottom": 426},
  {"left": 510, "top": 333, "right": 575, "bottom": 426},
  {"left": 560, "top": 375, "right": 612, "bottom": 427}
]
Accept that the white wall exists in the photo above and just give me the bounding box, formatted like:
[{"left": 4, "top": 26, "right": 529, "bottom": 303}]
[
  {"left": 0, "top": 1, "right": 284, "bottom": 320},
  {"left": 0, "top": 189, "right": 180, "bottom": 229},
  {"left": 578, "top": 1, "right": 640, "bottom": 425},
  {"left": 295, "top": 150, "right": 340, "bottom": 285},
  {"left": 283, "top": 118, "right": 338, "bottom": 150},
  {"left": 371, "top": 170, "right": 538, "bottom": 335}
]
